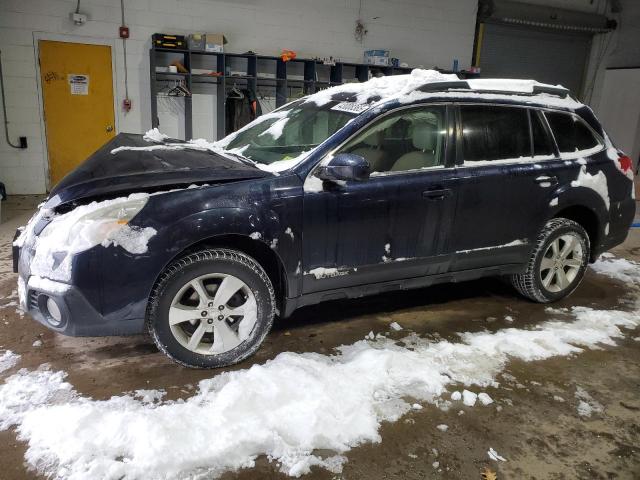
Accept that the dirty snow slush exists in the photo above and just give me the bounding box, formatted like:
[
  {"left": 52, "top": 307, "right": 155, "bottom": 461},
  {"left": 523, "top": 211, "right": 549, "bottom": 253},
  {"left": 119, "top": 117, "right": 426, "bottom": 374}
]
[{"left": 0, "top": 254, "right": 638, "bottom": 479}]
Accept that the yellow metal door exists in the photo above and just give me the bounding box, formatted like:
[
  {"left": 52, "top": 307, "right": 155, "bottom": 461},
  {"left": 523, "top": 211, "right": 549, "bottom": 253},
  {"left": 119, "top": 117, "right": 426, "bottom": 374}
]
[{"left": 39, "top": 40, "right": 116, "bottom": 187}]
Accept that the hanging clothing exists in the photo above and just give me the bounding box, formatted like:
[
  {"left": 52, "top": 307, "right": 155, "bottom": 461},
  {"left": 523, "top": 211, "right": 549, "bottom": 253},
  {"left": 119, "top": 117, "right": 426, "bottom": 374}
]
[{"left": 225, "top": 87, "right": 261, "bottom": 135}]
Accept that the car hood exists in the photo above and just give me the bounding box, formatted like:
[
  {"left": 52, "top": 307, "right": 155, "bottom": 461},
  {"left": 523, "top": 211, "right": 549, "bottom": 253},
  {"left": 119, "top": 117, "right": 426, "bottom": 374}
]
[{"left": 46, "top": 133, "right": 270, "bottom": 208}]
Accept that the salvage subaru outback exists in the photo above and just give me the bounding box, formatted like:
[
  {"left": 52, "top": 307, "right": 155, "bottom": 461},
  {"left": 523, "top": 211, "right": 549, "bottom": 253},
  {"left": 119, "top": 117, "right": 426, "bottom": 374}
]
[{"left": 15, "top": 70, "right": 636, "bottom": 368}]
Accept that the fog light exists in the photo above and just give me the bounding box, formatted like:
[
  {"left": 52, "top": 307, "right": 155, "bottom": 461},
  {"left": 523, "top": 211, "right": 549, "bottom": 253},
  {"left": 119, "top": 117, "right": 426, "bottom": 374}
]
[{"left": 45, "top": 297, "right": 62, "bottom": 326}]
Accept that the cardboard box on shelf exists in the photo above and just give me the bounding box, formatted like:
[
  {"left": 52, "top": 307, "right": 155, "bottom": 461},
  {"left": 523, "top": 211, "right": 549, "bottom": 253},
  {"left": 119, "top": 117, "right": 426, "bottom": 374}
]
[
  {"left": 205, "top": 33, "right": 228, "bottom": 53},
  {"left": 364, "top": 49, "right": 390, "bottom": 66}
]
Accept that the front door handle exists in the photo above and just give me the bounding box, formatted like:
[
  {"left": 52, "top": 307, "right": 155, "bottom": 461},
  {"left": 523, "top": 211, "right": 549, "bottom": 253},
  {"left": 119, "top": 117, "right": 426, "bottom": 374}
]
[
  {"left": 534, "top": 175, "right": 558, "bottom": 186},
  {"left": 422, "top": 188, "right": 451, "bottom": 200},
  {"left": 106, "top": 125, "right": 114, "bottom": 132}
]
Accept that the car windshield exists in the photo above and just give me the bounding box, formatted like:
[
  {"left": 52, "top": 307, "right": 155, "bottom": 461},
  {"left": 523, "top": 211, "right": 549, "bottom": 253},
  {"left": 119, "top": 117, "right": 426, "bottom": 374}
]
[{"left": 223, "top": 100, "right": 358, "bottom": 167}]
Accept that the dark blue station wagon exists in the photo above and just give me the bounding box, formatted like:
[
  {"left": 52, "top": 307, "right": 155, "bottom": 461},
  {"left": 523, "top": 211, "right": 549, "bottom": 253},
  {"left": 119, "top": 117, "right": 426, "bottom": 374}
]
[{"left": 15, "top": 72, "right": 636, "bottom": 367}]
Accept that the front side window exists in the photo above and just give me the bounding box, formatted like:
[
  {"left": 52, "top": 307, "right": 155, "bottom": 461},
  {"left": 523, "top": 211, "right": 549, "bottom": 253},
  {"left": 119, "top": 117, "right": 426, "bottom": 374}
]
[
  {"left": 544, "top": 111, "right": 601, "bottom": 155},
  {"left": 461, "top": 105, "right": 530, "bottom": 162},
  {"left": 337, "top": 106, "right": 446, "bottom": 173}
]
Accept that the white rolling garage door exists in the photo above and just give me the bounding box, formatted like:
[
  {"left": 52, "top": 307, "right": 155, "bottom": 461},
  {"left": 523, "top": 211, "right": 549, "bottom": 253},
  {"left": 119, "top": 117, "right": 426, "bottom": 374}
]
[{"left": 479, "top": 23, "right": 592, "bottom": 97}]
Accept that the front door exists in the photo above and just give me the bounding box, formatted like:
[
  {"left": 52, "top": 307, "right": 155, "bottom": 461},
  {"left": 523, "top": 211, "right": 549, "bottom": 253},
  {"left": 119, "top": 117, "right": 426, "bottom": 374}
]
[
  {"left": 302, "top": 104, "right": 458, "bottom": 294},
  {"left": 39, "top": 40, "right": 116, "bottom": 187}
]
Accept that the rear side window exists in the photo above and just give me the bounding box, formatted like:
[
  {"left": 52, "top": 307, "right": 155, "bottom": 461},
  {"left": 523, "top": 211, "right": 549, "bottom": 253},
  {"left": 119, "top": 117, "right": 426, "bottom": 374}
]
[
  {"left": 544, "top": 111, "right": 601, "bottom": 155},
  {"left": 461, "top": 106, "right": 530, "bottom": 162},
  {"left": 531, "top": 111, "right": 554, "bottom": 157}
]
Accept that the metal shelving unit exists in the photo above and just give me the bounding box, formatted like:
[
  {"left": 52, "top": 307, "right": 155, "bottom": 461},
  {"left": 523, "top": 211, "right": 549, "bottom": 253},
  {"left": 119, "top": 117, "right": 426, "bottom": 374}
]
[{"left": 149, "top": 46, "right": 413, "bottom": 140}]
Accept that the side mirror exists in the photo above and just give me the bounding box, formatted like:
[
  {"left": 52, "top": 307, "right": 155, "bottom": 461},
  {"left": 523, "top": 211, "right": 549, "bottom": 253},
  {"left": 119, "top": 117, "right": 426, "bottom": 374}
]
[{"left": 316, "top": 153, "right": 371, "bottom": 182}]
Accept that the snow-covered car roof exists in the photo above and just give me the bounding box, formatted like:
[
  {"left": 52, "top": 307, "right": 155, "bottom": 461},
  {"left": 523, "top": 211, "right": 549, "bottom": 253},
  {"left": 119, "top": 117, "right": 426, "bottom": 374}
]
[{"left": 302, "top": 69, "right": 584, "bottom": 112}]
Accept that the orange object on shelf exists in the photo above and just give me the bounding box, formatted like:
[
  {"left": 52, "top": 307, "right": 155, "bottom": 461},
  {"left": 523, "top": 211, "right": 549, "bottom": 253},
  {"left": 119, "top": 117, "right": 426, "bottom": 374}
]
[
  {"left": 170, "top": 60, "right": 189, "bottom": 73},
  {"left": 280, "top": 49, "right": 297, "bottom": 62}
]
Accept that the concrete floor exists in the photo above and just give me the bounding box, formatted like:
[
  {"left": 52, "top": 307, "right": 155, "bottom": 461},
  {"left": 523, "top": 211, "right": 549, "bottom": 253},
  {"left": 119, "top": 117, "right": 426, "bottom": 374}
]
[{"left": 0, "top": 196, "right": 639, "bottom": 479}]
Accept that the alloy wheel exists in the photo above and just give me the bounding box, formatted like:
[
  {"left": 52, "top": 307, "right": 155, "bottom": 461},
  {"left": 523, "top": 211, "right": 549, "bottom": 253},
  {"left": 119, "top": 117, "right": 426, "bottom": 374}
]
[
  {"left": 539, "top": 233, "right": 584, "bottom": 293},
  {"left": 168, "top": 273, "right": 257, "bottom": 355}
]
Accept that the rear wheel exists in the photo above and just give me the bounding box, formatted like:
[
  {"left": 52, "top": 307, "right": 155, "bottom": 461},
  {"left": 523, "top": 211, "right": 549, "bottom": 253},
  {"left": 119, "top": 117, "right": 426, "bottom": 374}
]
[
  {"left": 147, "top": 249, "right": 275, "bottom": 368},
  {"left": 511, "top": 218, "right": 590, "bottom": 303}
]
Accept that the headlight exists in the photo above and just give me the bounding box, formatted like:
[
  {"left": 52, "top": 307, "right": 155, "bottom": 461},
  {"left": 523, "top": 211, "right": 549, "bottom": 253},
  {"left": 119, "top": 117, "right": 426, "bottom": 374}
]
[{"left": 39, "top": 197, "right": 149, "bottom": 256}]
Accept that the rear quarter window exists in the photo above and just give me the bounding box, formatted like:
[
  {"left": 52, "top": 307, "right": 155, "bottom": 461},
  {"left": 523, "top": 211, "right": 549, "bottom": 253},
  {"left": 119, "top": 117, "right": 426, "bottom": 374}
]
[
  {"left": 531, "top": 110, "right": 554, "bottom": 157},
  {"left": 544, "top": 111, "right": 601, "bottom": 156}
]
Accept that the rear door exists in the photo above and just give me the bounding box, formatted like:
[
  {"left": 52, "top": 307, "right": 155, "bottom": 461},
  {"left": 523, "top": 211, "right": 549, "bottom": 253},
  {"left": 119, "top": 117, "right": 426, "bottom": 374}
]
[
  {"left": 302, "top": 104, "right": 459, "bottom": 294},
  {"left": 449, "top": 103, "right": 570, "bottom": 271}
]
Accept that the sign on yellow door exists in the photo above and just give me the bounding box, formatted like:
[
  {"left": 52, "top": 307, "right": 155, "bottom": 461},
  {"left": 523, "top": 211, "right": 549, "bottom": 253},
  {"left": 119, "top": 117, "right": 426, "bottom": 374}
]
[{"left": 39, "top": 40, "right": 116, "bottom": 187}]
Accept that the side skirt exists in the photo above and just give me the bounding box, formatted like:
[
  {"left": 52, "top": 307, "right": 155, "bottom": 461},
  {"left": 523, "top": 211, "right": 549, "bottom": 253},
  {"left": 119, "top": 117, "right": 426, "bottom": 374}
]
[{"left": 282, "top": 263, "right": 525, "bottom": 317}]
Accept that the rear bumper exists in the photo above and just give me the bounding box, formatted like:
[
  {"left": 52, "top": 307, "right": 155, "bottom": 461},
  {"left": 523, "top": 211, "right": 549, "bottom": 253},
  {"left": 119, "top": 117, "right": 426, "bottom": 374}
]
[{"left": 593, "top": 198, "right": 636, "bottom": 258}]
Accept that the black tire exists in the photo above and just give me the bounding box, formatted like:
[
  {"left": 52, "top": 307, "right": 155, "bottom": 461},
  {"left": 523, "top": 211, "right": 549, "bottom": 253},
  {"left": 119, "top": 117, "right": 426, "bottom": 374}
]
[
  {"left": 146, "top": 249, "right": 275, "bottom": 368},
  {"left": 511, "top": 218, "right": 590, "bottom": 303}
]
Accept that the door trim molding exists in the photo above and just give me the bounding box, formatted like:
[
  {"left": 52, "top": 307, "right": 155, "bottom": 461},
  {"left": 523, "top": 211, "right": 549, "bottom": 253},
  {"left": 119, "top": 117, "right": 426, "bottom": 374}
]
[{"left": 33, "top": 32, "right": 120, "bottom": 192}]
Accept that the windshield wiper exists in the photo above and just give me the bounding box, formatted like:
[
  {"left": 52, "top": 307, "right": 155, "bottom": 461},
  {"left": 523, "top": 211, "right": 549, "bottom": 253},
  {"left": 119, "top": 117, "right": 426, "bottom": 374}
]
[{"left": 218, "top": 149, "right": 259, "bottom": 168}]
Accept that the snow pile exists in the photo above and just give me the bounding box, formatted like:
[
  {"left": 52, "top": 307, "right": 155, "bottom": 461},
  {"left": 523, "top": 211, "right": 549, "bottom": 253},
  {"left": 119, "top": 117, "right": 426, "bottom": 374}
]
[
  {"left": 0, "top": 304, "right": 638, "bottom": 479},
  {"left": 110, "top": 144, "right": 185, "bottom": 154},
  {"left": 0, "top": 368, "right": 75, "bottom": 430},
  {"left": 306, "top": 267, "right": 349, "bottom": 279},
  {"left": 456, "top": 239, "right": 525, "bottom": 254},
  {"left": 143, "top": 128, "right": 169, "bottom": 143},
  {"left": 101, "top": 224, "right": 157, "bottom": 254},
  {"left": 591, "top": 254, "right": 640, "bottom": 285},
  {"left": 259, "top": 116, "right": 290, "bottom": 139},
  {"left": 253, "top": 150, "right": 311, "bottom": 173},
  {"left": 304, "top": 69, "right": 459, "bottom": 108},
  {"left": 133, "top": 389, "right": 166, "bottom": 404},
  {"left": 0, "top": 350, "right": 20, "bottom": 374},
  {"left": 488, "top": 447, "right": 507, "bottom": 462},
  {"left": 462, "top": 390, "right": 478, "bottom": 406},
  {"left": 16, "top": 194, "right": 156, "bottom": 282},
  {"left": 574, "top": 386, "right": 603, "bottom": 418},
  {"left": 112, "top": 131, "right": 255, "bottom": 168},
  {"left": 303, "top": 70, "right": 579, "bottom": 112},
  {"left": 214, "top": 110, "right": 288, "bottom": 150}
]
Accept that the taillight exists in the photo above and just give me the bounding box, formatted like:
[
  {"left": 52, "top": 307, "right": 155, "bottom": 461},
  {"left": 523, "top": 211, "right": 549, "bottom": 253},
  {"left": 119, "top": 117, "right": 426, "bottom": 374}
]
[{"left": 618, "top": 154, "right": 633, "bottom": 173}]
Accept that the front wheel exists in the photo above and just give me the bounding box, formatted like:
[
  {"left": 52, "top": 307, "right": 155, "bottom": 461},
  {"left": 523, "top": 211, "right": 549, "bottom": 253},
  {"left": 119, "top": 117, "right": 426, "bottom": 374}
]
[
  {"left": 511, "top": 218, "right": 590, "bottom": 303},
  {"left": 147, "top": 249, "right": 275, "bottom": 368}
]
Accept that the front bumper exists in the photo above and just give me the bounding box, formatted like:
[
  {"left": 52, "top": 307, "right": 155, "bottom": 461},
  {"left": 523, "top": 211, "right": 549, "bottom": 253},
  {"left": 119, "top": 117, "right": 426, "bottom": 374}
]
[{"left": 15, "top": 234, "right": 145, "bottom": 337}]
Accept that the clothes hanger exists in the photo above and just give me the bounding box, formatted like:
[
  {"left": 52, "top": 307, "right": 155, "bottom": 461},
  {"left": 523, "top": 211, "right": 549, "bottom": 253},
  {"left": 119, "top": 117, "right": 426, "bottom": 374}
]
[{"left": 166, "top": 79, "right": 191, "bottom": 97}]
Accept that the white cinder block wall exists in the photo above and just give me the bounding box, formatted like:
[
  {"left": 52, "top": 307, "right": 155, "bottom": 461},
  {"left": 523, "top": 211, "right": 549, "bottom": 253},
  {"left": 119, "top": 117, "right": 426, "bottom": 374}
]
[
  {"left": 3, "top": 0, "right": 637, "bottom": 195},
  {"left": 0, "top": 0, "right": 478, "bottom": 194}
]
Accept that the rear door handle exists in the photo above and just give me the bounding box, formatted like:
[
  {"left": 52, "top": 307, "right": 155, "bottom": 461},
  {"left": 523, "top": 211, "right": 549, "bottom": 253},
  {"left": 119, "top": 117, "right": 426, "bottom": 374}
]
[
  {"left": 422, "top": 188, "right": 451, "bottom": 200},
  {"left": 534, "top": 175, "right": 558, "bottom": 186}
]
